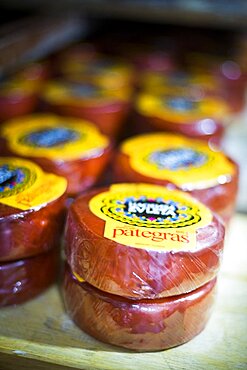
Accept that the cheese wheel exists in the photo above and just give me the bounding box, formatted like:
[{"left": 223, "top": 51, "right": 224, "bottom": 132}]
[
  {"left": 0, "top": 114, "right": 112, "bottom": 196},
  {"left": 0, "top": 157, "right": 67, "bottom": 261},
  {"left": 41, "top": 80, "right": 131, "bottom": 138},
  {"left": 65, "top": 183, "right": 224, "bottom": 299},
  {"left": 114, "top": 133, "right": 239, "bottom": 225},
  {"left": 186, "top": 53, "right": 246, "bottom": 113},
  {"left": 135, "top": 92, "right": 227, "bottom": 144},
  {"left": 0, "top": 247, "right": 59, "bottom": 307},
  {"left": 0, "top": 80, "right": 37, "bottom": 122},
  {"left": 63, "top": 266, "right": 217, "bottom": 351}
]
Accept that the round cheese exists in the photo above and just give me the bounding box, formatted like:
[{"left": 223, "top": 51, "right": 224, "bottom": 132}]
[
  {"left": 63, "top": 266, "right": 217, "bottom": 351},
  {"left": 65, "top": 183, "right": 224, "bottom": 299}
]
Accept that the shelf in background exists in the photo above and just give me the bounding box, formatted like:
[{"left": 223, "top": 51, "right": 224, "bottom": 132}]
[{"left": 1, "top": 0, "right": 247, "bottom": 29}]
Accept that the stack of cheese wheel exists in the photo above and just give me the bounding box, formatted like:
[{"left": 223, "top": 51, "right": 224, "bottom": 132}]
[
  {"left": 135, "top": 92, "right": 228, "bottom": 145},
  {"left": 41, "top": 79, "right": 131, "bottom": 138},
  {"left": 64, "top": 183, "right": 225, "bottom": 351},
  {"left": 0, "top": 114, "right": 112, "bottom": 196},
  {"left": 0, "top": 157, "right": 67, "bottom": 306},
  {"left": 114, "top": 133, "right": 239, "bottom": 226}
]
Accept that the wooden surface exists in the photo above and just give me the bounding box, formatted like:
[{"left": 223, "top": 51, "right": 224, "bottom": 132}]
[{"left": 0, "top": 214, "right": 247, "bottom": 370}]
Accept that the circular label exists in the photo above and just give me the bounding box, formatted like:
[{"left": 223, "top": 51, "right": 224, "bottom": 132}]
[
  {"left": 100, "top": 192, "right": 201, "bottom": 229},
  {"left": 89, "top": 183, "right": 213, "bottom": 251},
  {"left": 121, "top": 133, "right": 235, "bottom": 189},
  {"left": 0, "top": 157, "right": 67, "bottom": 211},
  {"left": 136, "top": 92, "right": 228, "bottom": 123},
  {"left": 42, "top": 81, "right": 130, "bottom": 105},
  {"left": 141, "top": 71, "right": 216, "bottom": 90},
  {"left": 1, "top": 115, "right": 109, "bottom": 160}
]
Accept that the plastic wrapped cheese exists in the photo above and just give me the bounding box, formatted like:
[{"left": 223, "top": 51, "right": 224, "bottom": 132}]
[
  {"left": 0, "top": 157, "right": 67, "bottom": 261},
  {"left": 135, "top": 92, "right": 228, "bottom": 144},
  {"left": 0, "top": 114, "right": 112, "bottom": 196},
  {"left": 114, "top": 133, "right": 239, "bottom": 225},
  {"left": 41, "top": 80, "right": 131, "bottom": 137},
  {"left": 186, "top": 53, "right": 247, "bottom": 113},
  {"left": 65, "top": 183, "right": 224, "bottom": 299},
  {"left": 63, "top": 265, "right": 217, "bottom": 351},
  {"left": 0, "top": 80, "right": 38, "bottom": 122},
  {"left": 0, "top": 247, "right": 59, "bottom": 307}
]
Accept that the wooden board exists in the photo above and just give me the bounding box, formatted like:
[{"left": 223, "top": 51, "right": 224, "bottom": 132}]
[{"left": 0, "top": 214, "right": 247, "bottom": 370}]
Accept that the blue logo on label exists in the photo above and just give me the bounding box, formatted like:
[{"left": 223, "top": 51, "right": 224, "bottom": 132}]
[
  {"left": 69, "top": 83, "right": 98, "bottom": 97},
  {"left": 21, "top": 127, "right": 80, "bottom": 148},
  {"left": 0, "top": 164, "right": 28, "bottom": 196},
  {"left": 148, "top": 148, "right": 207, "bottom": 171},
  {"left": 166, "top": 97, "right": 195, "bottom": 112},
  {"left": 0, "top": 166, "right": 16, "bottom": 185}
]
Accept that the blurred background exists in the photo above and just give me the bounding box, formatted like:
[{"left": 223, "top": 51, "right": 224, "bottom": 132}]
[{"left": 0, "top": 0, "right": 247, "bottom": 211}]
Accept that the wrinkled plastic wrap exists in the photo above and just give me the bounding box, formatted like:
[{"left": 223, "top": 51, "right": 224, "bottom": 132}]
[
  {"left": 65, "top": 184, "right": 225, "bottom": 299},
  {"left": 0, "top": 114, "right": 113, "bottom": 196},
  {"left": 114, "top": 133, "right": 239, "bottom": 225},
  {"left": 63, "top": 265, "right": 217, "bottom": 351},
  {"left": 41, "top": 81, "right": 131, "bottom": 138},
  {"left": 135, "top": 92, "right": 227, "bottom": 144},
  {"left": 0, "top": 157, "right": 67, "bottom": 261},
  {"left": 0, "top": 247, "right": 59, "bottom": 307},
  {"left": 0, "top": 197, "right": 65, "bottom": 261}
]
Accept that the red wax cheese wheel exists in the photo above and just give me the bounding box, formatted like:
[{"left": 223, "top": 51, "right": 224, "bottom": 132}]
[
  {"left": 63, "top": 266, "right": 217, "bottom": 351},
  {"left": 65, "top": 183, "right": 224, "bottom": 299},
  {"left": 135, "top": 92, "right": 227, "bottom": 144},
  {"left": 0, "top": 157, "right": 67, "bottom": 261},
  {"left": 0, "top": 247, "right": 59, "bottom": 307},
  {"left": 0, "top": 114, "right": 112, "bottom": 196},
  {"left": 0, "top": 80, "right": 38, "bottom": 122},
  {"left": 41, "top": 81, "right": 131, "bottom": 137},
  {"left": 114, "top": 133, "right": 239, "bottom": 225}
]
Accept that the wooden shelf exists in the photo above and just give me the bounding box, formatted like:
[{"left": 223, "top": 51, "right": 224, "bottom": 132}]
[{"left": 0, "top": 214, "right": 246, "bottom": 369}]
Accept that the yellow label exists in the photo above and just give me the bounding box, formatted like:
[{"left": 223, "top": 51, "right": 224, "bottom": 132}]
[
  {"left": 140, "top": 71, "right": 217, "bottom": 92},
  {"left": 0, "top": 79, "right": 35, "bottom": 96},
  {"left": 89, "top": 183, "right": 212, "bottom": 252},
  {"left": 0, "top": 157, "right": 67, "bottom": 211},
  {"left": 43, "top": 81, "right": 130, "bottom": 106},
  {"left": 61, "top": 58, "right": 132, "bottom": 89},
  {"left": 1, "top": 114, "right": 109, "bottom": 160},
  {"left": 136, "top": 92, "right": 228, "bottom": 123},
  {"left": 121, "top": 133, "right": 235, "bottom": 190}
]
